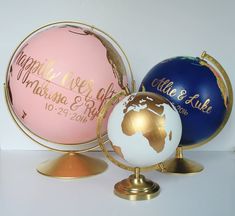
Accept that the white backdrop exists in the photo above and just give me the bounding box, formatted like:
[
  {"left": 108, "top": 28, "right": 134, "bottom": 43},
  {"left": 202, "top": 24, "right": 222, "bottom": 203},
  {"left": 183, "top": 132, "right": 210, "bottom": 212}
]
[{"left": 0, "top": 0, "right": 234, "bottom": 150}]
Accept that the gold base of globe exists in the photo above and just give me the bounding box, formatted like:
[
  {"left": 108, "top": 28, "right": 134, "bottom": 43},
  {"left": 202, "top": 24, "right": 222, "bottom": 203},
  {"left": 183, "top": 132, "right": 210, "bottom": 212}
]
[
  {"left": 159, "top": 147, "right": 204, "bottom": 174},
  {"left": 114, "top": 168, "right": 160, "bottom": 201},
  {"left": 37, "top": 152, "right": 108, "bottom": 179},
  {"left": 161, "top": 158, "right": 204, "bottom": 174}
]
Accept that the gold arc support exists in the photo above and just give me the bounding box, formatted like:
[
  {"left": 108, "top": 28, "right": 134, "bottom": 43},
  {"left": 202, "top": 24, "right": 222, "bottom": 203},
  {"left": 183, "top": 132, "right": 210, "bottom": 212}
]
[
  {"left": 183, "top": 51, "right": 233, "bottom": 150},
  {"left": 159, "top": 147, "right": 204, "bottom": 174},
  {"left": 36, "top": 152, "right": 108, "bottom": 179},
  {"left": 114, "top": 167, "right": 160, "bottom": 201},
  {"left": 159, "top": 51, "right": 233, "bottom": 174}
]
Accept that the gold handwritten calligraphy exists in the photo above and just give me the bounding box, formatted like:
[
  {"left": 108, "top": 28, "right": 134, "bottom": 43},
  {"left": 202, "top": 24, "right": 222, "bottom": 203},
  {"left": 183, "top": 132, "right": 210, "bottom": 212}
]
[
  {"left": 177, "top": 90, "right": 187, "bottom": 101},
  {"left": 12, "top": 50, "right": 118, "bottom": 122},
  {"left": 151, "top": 78, "right": 177, "bottom": 97},
  {"left": 16, "top": 50, "right": 57, "bottom": 83},
  {"left": 151, "top": 77, "right": 213, "bottom": 114},
  {"left": 185, "top": 95, "right": 212, "bottom": 114},
  {"left": 24, "top": 79, "right": 68, "bottom": 105}
]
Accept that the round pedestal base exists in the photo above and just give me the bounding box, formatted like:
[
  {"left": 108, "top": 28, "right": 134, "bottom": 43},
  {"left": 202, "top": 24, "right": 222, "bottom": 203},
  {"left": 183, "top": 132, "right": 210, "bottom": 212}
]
[
  {"left": 114, "top": 174, "right": 160, "bottom": 201},
  {"left": 37, "top": 153, "right": 108, "bottom": 179},
  {"left": 160, "top": 157, "right": 204, "bottom": 174}
]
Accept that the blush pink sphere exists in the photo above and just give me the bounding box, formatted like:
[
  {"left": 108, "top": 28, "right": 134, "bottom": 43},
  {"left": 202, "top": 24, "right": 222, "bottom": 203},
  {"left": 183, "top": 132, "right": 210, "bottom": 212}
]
[{"left": 7, "top": 23, "right": 129, "bottom": 144}]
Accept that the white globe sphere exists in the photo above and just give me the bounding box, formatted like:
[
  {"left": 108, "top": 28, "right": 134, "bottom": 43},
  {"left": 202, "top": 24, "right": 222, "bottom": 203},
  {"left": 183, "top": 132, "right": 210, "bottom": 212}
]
[{"left": 107, "top": 92, "right": 182, "bottom": 167}]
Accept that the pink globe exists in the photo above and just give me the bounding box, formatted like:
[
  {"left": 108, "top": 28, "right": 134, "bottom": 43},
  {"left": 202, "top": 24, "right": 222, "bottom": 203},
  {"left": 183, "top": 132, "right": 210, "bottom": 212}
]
[{"left": 7, "top": 23, "right": 130, "bottom": 144}]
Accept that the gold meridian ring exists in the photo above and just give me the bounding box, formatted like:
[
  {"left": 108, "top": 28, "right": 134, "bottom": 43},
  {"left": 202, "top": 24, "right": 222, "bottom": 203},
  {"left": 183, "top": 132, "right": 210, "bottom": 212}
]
[
  {"left": 4, "top": 21, "right": 136, "bottom": 153},
  {"left": 97, "top": 90, "right": 162, "bottom": 172},
  {"left": 182, "top": 51, "right": 233, "bottom": 150}
]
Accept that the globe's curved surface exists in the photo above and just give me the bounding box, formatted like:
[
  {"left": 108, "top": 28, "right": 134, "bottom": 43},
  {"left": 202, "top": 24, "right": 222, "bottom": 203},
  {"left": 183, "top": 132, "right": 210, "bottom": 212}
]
[
  {"left": 107, "top": 92, "right": 182, "bottom": 167},
  {"left": 141, "top": 56, "right": 228, "bottom": 147},
  {"left": 6, "top": 23, "right": 129, "bottom": 144}
]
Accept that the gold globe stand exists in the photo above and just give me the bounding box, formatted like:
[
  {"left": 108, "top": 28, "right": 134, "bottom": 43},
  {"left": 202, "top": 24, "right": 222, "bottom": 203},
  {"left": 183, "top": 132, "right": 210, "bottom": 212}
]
[
  {"left": 37, "top": 152, "right": 107, "bottom": 179},
  {"left": 160, "top": 147, "right": 203, "bottom": 174},
  {"left": 114, "top": 167, "right": 160, "bottom": 201},
  {"left": 4, "top": 21, "right": 136, "bottom": 179},
  {"left": 97, "top": 90, "right": 161, "bottom": 200},
  {"left": 159, "top": 52, "right": 233, "bottom": 174}
]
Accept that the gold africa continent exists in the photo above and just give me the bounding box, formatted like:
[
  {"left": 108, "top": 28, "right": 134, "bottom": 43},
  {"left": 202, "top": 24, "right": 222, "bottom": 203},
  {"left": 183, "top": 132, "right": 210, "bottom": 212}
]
[{"left": 121, "top": 93, "right": 173, "bottom": 153}]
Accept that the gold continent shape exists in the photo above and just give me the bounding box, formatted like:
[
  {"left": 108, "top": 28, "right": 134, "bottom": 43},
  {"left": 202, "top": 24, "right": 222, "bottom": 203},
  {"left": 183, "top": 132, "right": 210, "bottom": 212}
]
[
  {"left": 200, "top": 60, "right": 228, "bottom": 108},
  {"left": 121, "top": 92, "right": 174, "bottom": 154},
  {"left": 85, "top": 30, "right": 127, "bottom": 90}
]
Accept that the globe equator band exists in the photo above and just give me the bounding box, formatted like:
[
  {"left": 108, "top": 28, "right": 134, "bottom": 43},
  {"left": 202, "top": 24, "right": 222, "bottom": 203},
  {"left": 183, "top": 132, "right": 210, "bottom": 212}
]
[
  {"left": 4, "top": 21, "right": 136, "bottom": 153},
  {"left": 97, "top": 90, "right": 161, "bottom": 172},
  {"left": 182, "top": 51, "right": 233, "bottom": 150}
]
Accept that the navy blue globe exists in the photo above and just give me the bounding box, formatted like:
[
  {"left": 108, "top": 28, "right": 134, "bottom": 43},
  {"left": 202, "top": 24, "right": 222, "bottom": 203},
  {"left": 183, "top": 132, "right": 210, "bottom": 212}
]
[{"left": 140, "top": 56, "right": 228, "bottom": 147}]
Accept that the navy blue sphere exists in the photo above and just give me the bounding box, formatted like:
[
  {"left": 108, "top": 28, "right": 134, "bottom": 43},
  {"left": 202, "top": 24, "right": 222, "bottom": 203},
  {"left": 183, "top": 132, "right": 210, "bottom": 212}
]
[{"left": 140, "top": 56, "right": 229, "bottom": 147}]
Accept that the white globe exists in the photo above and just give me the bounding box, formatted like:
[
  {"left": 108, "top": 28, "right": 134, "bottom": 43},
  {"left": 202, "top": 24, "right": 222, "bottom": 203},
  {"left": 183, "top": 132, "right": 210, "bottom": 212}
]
[{"left": 107, "top": 92, "right": 182, "bottom": 167}]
